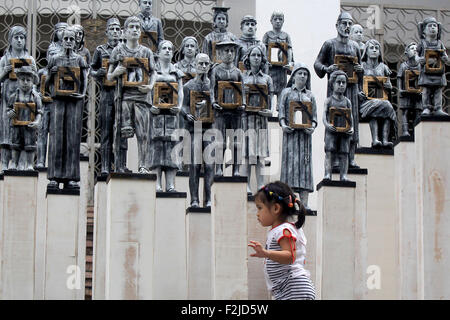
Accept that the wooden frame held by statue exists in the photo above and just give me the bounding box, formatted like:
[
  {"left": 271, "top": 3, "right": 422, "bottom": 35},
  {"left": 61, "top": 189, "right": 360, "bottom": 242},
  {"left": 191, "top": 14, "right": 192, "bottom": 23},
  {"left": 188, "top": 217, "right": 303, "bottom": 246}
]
[
  {"left": 153, "top": 82, "right": 179, "bottom": 109},
  {"left": 334, "top": 55, "right": 358, "bottom": 83},
  {"left": 190, "top": 91, "right": 214, "bottom": 124},
  {"left": 289, "top": 101, "right": 313, "bottom": 129},
  {"left": 424, "top": 49, "right": 444, "bottom": 74},
  {"left": 329, "top": 107, "right": 352, "bottom": 133},
  {"left": 268, "top": 42, "right": 289, "bottom": 66},
  {"left": 245, "top": 84, "right": 269, "bottom": 112},
  {"left": 122, "top": 57, "right": 150, "bottom": 87},
  {"left": 217, "top": 81, "right": 243, "bottom": 109},
  {"left": 404, "top": 70, "right": 422, "bottom": 93},
  {"left": 40, "top": 74, "right": 52, "bottom": 103},
  {"left": 363, "top": 76, "right": 388, "bottom": 100},
  {"left": 12, "top": 102, "right": 36, "bottom": 126},
  {"left": 54, "top": 66, "right": 81, "bottom": 97},
  {"left": 8, "top": 58, "right": 32, "bottom": 80}
]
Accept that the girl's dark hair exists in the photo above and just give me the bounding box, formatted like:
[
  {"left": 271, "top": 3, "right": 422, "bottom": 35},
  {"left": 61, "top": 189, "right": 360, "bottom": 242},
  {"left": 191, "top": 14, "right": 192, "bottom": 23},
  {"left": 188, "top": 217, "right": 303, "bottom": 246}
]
[{"left": 254, "top": 181, "right": 306, "bottom": 228}]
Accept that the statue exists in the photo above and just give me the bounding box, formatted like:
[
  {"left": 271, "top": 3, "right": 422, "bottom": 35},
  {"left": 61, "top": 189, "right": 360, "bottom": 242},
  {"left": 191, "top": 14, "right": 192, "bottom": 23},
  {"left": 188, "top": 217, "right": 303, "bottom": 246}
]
[
  {"left": 175, "top": 36, "right": 199, "bottom": 82},
  {"left": 262, "top": 11, "right": 293, "bottom": 111},
  {"left": 0, "top": 26, "right": 37, "bottom": 173},
  {"left": 36, "top": 23, "right": 68, "bottom": 169},
  {"left": 323, "top": 70, "right": 354, "bottom": 181},
  {"left": 138, "top": 0, "right": 164, "bottom": 51},
  {"left": 73, "top": 24, "right": 91, "bottom": 65},
  {"left": 350, "top": 24, "right": 365, "bottom": 53},
  {"left": 150, "top": 40, "right": 184, "bottom": 192},
  {"left": 397, "top": 42, "right": 422, "bottom": 137},
  {"left": 417, "top": 17, "right": 449, "bottom": 116},
  {"left": 107, "top": 16, "right": 157, "bottom": 174},
  {"left": 182, "top": 53, "right": 214, "bottom": 207},
  {"left": 91, "top": 18, "right": 128, "bottom": 174},
  {"left": 242, "top": 45, "right": 273, "bottom": 194},
  {"left": 210, "top": 40, "right": 245, "bottom": 177},
  {"left": 237, "top": 15, "right": 266, "bottom": 72},
  {"left": 314, "top": 12, "right": 362, "bottom": 168},
  {"left": 202, "top": 7, "right": 238, "bottom": 64},
  {"left": 6, "top": 66, "right": 42, "bottom": 170},
  {"left": 45, "top": 26, "right": 89, "bottom": 189},
  {"left": 359, "top": 39, "right": 396, "bottom": 148},
  {"left": 278, "top": 63, "right": 317, "bottom": 210}
]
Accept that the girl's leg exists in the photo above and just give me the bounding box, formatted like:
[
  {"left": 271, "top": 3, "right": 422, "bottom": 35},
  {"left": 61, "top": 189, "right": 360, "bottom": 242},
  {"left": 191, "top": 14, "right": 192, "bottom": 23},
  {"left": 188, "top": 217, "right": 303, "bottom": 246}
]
[
  {"left": 382, "top": 119, "right": 393, "bottom": 148},
  {"left": 369, "top": 119, "right": 382, "bottom": 147},
  {"left": 401, "top": 109, "right": 410, "bottom": 137},
  {"left": 155, "top": 167, "right": 162, "bottom": 192},
  {"left": 165, "top": 168, "right": 177, "bottom": 192},
  {"left": 339, "top": 153, "right": 350, "bottom": 181},
  {"left": 9, "top": 149, "right": 20, "bottom": 170},
  {"left": 324, "top": 152, "right": 332, "bottom": 180}
]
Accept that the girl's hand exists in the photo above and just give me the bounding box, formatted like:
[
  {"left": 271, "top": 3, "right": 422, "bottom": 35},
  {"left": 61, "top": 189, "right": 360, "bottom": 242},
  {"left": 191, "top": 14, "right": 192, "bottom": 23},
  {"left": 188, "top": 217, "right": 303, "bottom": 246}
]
[
  {"left": 418, "top": 56, "right": 426, "bottom": 65},
  {"left": 281, "top": 124, "right": 294, "bottom": 134},
  {"left": 248, "top": 240, "right": 267, "bottom": 259}
]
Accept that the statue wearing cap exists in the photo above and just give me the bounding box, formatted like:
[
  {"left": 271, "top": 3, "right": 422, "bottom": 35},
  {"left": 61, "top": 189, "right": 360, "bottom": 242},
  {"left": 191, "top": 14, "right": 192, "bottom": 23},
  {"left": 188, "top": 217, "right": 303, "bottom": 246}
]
[
  {"left": 236, "top": 15, "right": 267, "bottom": 72},
  {"left": 314, "top": 12, "right": 363, "bottom": 168},
  {"left": 202, "top": 6, "right": 238, "bottom": 64},
  {"left": 47, "top": 22, "right": 69, "bottom": 60},
  {"left": 91, "top": 18, "right": 128, "bottom": 174}
]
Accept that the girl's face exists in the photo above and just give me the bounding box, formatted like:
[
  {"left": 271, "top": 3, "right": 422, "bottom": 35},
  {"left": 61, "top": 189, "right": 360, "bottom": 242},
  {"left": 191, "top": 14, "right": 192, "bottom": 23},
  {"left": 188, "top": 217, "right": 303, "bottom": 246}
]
[
  {"left": 424, "top": 22, "right": 438, "bottom": 38},
  {"left": 11, "top": 34, "right": 25, "bottom": 51},
  {"left": 294, "top": 69, "right": 308, "bottom": 89},
  {"left": 249, "top": 47, "right": 262, "bottom": 68},
  {"left": 333, "top": 74, "right": 347, "bottom": 94},
  {"left": 367, "top": 42, "right": 380, "bottom": 59},
  {"left": 255, "top": 197, "right": 279, "bottom": 227},
  {"left": 183, "top": 39, "right": 197, "bottom": 58},
  {"left": 215, "top": 13, "right": 227, "bottom": 29},
  {"left": 75, "top": 30, "right": 83, "bottom": 44},
  {"left": 350, "top": 25, "right": 363, "bottom": 42},
  {"left": 406, "top": 44, "right": 417, "bottom": 58},
  {"left": 271, "top": 15, "right": 284, "bottom": 30},
  {"left": 160, "top": 42, "right": 173, "bottom": 60}
]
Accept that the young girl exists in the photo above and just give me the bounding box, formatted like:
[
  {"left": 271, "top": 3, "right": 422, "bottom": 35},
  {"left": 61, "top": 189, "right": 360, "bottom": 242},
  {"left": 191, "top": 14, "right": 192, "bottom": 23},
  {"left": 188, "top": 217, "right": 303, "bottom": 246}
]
[{"left": 248, "top": 181, "right": 315, "bottom": 300}]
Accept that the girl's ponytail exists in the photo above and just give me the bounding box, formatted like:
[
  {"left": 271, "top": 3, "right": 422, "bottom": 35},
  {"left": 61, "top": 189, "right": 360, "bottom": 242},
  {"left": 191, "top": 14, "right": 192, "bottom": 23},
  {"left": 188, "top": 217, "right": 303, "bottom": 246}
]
[{"left": 294, "top": 198, "right": 306, "bottom": 229}]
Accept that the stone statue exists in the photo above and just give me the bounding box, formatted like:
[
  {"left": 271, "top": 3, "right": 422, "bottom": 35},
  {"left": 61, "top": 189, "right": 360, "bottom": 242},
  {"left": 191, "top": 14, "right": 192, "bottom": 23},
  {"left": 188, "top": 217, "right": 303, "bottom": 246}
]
[
  {"left": 323, "top": 70, "right": 354, "bottom": 181},
  {"left": 6, "top": 66, "right": 42, "bottom": 170},
  {"left": 0, "top": 26, "right": 37, "bottom": 173},
  {"left": 278, "top": 63, "right": 317, "bottom": 210},
  {"left": 36, "top": 23, "right": 67, "bottom": 169},
  {"left": 107, "top": 16, "right": 157, "bottom": 174},
  {"left": 237, "top": 15, "right": 267, "bottom": 73},
  {"left": 417, "top": 17, "right": 449, "bottom": 116},
  {"left": 202, "top": 7, "right": 238, "bottom": 64},
  {"left": 242, "top": 45, "right": 273, "bottom": 194},
  {"left": 182, "top": 53, "right": 214, "bottom": 207},
  {"left": 138, "top": 0, "right": 164, "bottom": 51},
  {"left": 359, "top": 39, "right": 396, "bottom": 148},
  {"left": 262, "top": 11, "right": 293, "bottom": 110},
  {"left": 175, "top": 36, "right": 199, "bottom": 81},
  {"left": 397, "top": 42, "right": 422, "bottom": 137},
  {"left": 210, "top": 40, "right": 245, "bottom": 177},
  {"left": 45, "top": 26, "right": 89, "bottom": 189},
  {"left": 91, "top": 18, "right": 128, "bottom": 174},
  {"left": 350, "top": 24, "right": 365, "bottom": 53},
  {"left": 314, "top": 12, "right": 362, "bottom": 168},
  {"left": 73, "top": 24, "right": 91, "bottom": 65},
  {"left": 150, "top": 40, "right": 184, "bottom": 192}
]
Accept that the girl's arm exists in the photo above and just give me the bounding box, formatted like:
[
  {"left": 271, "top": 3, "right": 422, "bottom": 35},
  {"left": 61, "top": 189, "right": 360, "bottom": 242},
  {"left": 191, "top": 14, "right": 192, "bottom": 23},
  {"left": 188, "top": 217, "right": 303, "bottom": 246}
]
[{"left": 249, "top": 237, "right": 296, "bottom": 265}]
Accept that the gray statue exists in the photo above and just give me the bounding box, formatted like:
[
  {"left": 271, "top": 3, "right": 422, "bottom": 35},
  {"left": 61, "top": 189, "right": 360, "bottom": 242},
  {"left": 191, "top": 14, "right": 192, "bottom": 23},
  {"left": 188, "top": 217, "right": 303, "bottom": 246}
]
[
  {"left": 36, "top": 22, "right": 68, "bottom": 169},
  {"left": 107, "top": 16, "right": 157, "bottom": 174},
  {"left": 150, "top": 40, "right": 184, "bottom": 192},
  {"left": 73, "top": 24, "right": 91, "bottom": 65},
  {"left": 175, "top": 36, "right": 199, "bottom": 81},
  {"left": 0, "top": 26, "right": 37, "bottom": 173},
  {"left": 138, "top": 0, "right": 164, "bottom": 51},
  {"left": 262, "top": 11, "right": 293, "bottom": 110},
  {"left": 91, "top": 18, "right": 128, "bottom": 174},
  {"left": 359, "top": 39, "right": 396, "bottom": 148},
  {"left": 350, "top": 24, "right": 365, "bottom": 53},
  {"left": 278, "top": 63, "right": 317, "bottom": 210},
  {"left": 210, "top": 40, "right": 245, "bottom": 177},
  {"left": 182, "top": 53, "right": 214, "bottom": 207},
  {"left": 323, "top": 70, "right": 354, "bottom": 181},
  {"left": 202, "top": 7, "right": 238, "bottom": 64},
  {"left": 397, "top": 42, "right": 422, "bottom": 137},
  {"left": 45, "top": 26, "right": 89, "bottom": 189},
  {"left": 417, "top": 17, "right": 449, "bottom": 116},
  {"left": 6, "top": 66, "right": 42, "bottom": 170},
  {"left": 314, "top": 12, "right": 362, "bottom": 168},
  {"left": 237, "top": 15, "right": 266, "bottom": 72},
  {"left": 242, "top": 45, "right": 273, "bottom": 194}
]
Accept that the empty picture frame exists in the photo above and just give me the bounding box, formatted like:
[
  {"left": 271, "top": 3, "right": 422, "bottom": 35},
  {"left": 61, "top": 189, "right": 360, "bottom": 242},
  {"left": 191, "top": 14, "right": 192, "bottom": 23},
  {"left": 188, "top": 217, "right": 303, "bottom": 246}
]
[
  {"left": 54, "top": 66, "right": 81, "bottom": 96},
  {"left": 8, "top": 58, "right": 32, "bottom": 80},
  {"left": 245, "top": 84, "right": 269, "bottom": 112},
  {"left": 329, "top": 107, "right": 352, "bottom": 133},
  {"left": 102, "top": 58, "right": 116, "bottom": 87},
  {"left": 140, "top": 31, "right": 158, "bottom": 52},
  {"left": 404, "top": 70, "right": 422, "bottom": 93},
  {"left": 424, "top": 49, "right": 444, "bottom": 74},
  {"left": 363, "top": 76, "right": 388, "bottom": 100},
  {"left": 268, "top": 42, "right": 288, "bottom": 66},
  {"left": 122, "top": 57, "right": 150, "bottom": 87},
  {"left": 12, "top": 102, "right": 36, "bottom": 126},
  {"left": 289, "top": 101, "right": 313, "bottom": 129},
  {"left": 334, "top": 54, "right": 358, "bottom": 83},
  {"left": 190, "top": 91, "right": 214, "bottom": 124},
  {"left": 217, "top": 81, "right": 243, "bottom": 109},
  {"left": 153, "top": 82, "right": 179, "bottom": 109}
]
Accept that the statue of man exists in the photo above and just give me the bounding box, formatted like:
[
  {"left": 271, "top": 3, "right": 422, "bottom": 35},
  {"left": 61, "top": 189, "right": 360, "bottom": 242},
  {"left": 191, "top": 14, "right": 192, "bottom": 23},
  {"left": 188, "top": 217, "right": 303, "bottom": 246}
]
[
  {"left": 138, "top": 0, "right": 164, "bottom": 51},
  {"left": 236, "top": 15, "right": 267, "bottom": 73}
]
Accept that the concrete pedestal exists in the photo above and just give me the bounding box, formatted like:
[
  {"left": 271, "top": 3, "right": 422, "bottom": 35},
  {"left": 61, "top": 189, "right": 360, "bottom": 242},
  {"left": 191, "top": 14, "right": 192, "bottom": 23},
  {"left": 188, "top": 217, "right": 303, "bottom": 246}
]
[
  {"left": 92, "top": 174, "right": 108, "bottom": 300},
  {"left": 415, "top": 117, "right": 450, "bottom": 300},
  {"left": 356, "top": 147, "right": 398, "bottom": 299},
  {"left": 211, "top": 176, "right": 248, "bottom": 300},
  {"left": 316, "top": 179, "right": 367, "bottom": 300},
  {"left": 105, "top": 173, "right": 156, "bottom": 300},
  {"left": 394, "top": 137, "right": 418, "bottom": 299},
  {"left": 44, "top": 188, "right": 82, "bottom": 300},
  {"left": 176, "top": 171, "right": 204, "bottom": 206},
  {"left": 35, "top": 168, "right": 48, "bottom": 299},
  {"left": 0, "top": 171, "right": 38, "bottom": 299},
  {"left": 76, "top": 157, "right": 89, "bottom": 300},
  {"left": 267, "top": 117, "right": 282, "bottom": 183},
  {"left": 358, "top": 121, "right": 372, "bottom": 148},
  {"left": 153, "top": 192, "right": 188, "bottom": 299},
  {"left": 186, "top": 207, "right": 212, "bottom": 300},
  {"left": 301, "top": 210, "right": 319, "bottom": 297}
]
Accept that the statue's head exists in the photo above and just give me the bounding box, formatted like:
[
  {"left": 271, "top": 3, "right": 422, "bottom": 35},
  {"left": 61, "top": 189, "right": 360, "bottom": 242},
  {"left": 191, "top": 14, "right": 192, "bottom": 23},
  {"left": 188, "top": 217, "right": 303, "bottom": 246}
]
[
  {"left": 179, "top": 36, "right": 199, "bottom": 60},
  {"left": 72, "top": 24, "right": 85, "bottom": 48},
  {"left": 329, "top": 70, "right": 348, "bottom": 94},
  {"left": 216, "top": 41, "right": 238, "bottom": 63},
  {"left": 240, "top": 15, "right": 257, "bottom": 38},
  {"left": 336, "top": 12, "right": 354, "bottom": 39},
  {"left": 418, "top": 16, "right": 441, "bottom": 40},
  {"left": 124, "top": 16, "right": 142, "bottom": 41},
  {"left": 106, "top": 18, "right": 121, "bottom": 42},
  {"left": 270, "top": 11, "right": 284, "bottom": 30},
  {"left": 139, "top": 0, "right": 153, "bottom": 16},
  {"left": 212, "top": 7, "right": 230, "bottom": 30},
  {"left": 62, "top": 26, "right": 77, "bottom": 51},
  {"left": 16, "top": 65, "right": 38, "bottom": 91},
  {"left": 361, "top": 39, "right": 383, "bottom": 63},
  {"left": 158, "top": 40, "right": 174, "bottom": 61},
  {"left": 404, "top": 42, "right": 418, "bottom": 59},
  {"left": 350, "top": 24, "right": 364, "bottom": 43},
  {"left": 52, "top": 22, "right": 68, "bottom": 43},
  {"left": 195, "top": 53, "right": 211, "bottom": 75},
  {"left": 243, "top": 45, "right": 267, "bottom": 71},
  {"left": 8, "top": 25, "right": 27, "bottom": 52},
  {"left": 288, "top": 63, "right": 311, "bottom": 90}
]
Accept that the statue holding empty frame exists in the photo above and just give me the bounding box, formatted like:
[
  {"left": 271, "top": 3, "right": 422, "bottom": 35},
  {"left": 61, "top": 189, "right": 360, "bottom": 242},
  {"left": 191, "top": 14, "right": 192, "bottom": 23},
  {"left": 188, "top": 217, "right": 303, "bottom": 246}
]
[
  {"left": 417, "top": 17, "right": 449, "bottom": 116},
  {"left": 359, "top": 39, "right": 396, "bottom": 148},
  {"left": 138, "top": 0, "right": 164, "bottom": 52},
  {"left": 175, "top": 36, "right": 199, "bottom": 83},
  {"left": 278, "top": 63, "right": 317, "bottom": 210},
  {"left": 237, "top": 15, "right": 266, "bottom": 73}
]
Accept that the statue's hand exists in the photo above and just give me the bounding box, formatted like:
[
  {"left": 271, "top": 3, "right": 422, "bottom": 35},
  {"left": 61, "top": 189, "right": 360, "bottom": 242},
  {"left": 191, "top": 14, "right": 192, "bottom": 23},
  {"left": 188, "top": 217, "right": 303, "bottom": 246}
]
[
  {"left": 69, "top": 93, "right": 85, "bottom": 99},
  {"left": 170, "top": 106, "right": 181, "bottom": 115},
  {"left": 303, "top": 127, "right": 315, "bottom": 135},
  {"left": 281, "top": 124, "right": 294, "bottom": 134},
  {"left": 358, "top": 91, "right": 366, "bottom": 100},
  {"left": 384, "top": 81, "right": 392, "bottom": 90},
  {"left": 326, "top": 64, "right": 339, "bottom": 74},
  {"left": 7, "top": 109, "right": 16, "bottom": 119},
  {"left": 114, "top": 65, "right": 127, "bottom": 77},
  {"left": 212, "top": 102, "right": 222, "bottom": 111},
  {"left": 354, "top": 63, "right": 363, "bottom": 73},
  {"left": 186, "top": 114, "right": 196, "bottom": 122},
  {"left": 418, "top": 56, "right": 426, "bottom": 65},
  {"left": 237, "top": 104, "right": 246, "bottom": 111},
  {"left": 325, "top": 122, "right": 337, "bottom": 133},
  {"left": 3, "top": 64, "right": 13, "bottom": 75},
  {"left": 138, "top": 84, "right": 152, "bottom": 93},
  {"left": 27, "top": 120, "right": 40, "bottom": 129},
  {"left": 96, "top": 67, "right": 107, "bottom": 77},
  {"left": 50, "top": 66, "right": 59, "bottom": 74},
  {"left": 258, "top": 109, "right": 272, "bottom": 117},
  {"left": 150, "top": 105, "right": 160, "bottom": 115},
  {"left": 346, "top": 127, "right": 354, "bottom": 136}
]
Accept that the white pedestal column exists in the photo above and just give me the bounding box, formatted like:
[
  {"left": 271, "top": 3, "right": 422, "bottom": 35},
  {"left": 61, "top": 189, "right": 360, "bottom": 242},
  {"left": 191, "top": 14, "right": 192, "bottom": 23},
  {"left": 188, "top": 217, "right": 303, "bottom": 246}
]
[
  {"left": 302, "top": 210, "right": 319, "bottom": 297},
  {"left": 44, "top": 188, "right": 82, "bottom": 300},
  {"left": 176, "top": 172, "right": 204, "bottom": 206},
  {"left": 0, "top": 175, "right": 3, "bottom": 296},
  {"left": 394, "top": 137, "right": 418, "bottom": 299},
  {"left": 92, "top": 174, "right": 108, "bottom": 300},
  {"left": 358, "top": 121, "right": 372, "bottom": 148},
  {"left": 127, "top": 136, "right": 138, "bottom": 173},
  {"left": 35, "top": 168, "right": 48, "bottom": 300},
  {"left": 105, "top": 173, "right": 156, "bottom": 300},
  {"left": 211, "top": 177, "right": 248, "bottom": 300},
  {"left": 153, "top": 192, "right": 188, "bottom": 299},
  {"left": 267, "top": 118, "right": 282, "bottom": 183},
  {"left": 76, "top": 157, "right": 89, "bottom": 300},
  {"left": 415, "top": 117, "right": 450, "bottom": 300},
  {"left": 0, "top": 171, "right": 38, "bottom": 299},
  {"left": 356, "top": 147, "right": 398, "bottom": 299},
  {"left": 186, "top": 207, "right": 212, "bottom": 300}
]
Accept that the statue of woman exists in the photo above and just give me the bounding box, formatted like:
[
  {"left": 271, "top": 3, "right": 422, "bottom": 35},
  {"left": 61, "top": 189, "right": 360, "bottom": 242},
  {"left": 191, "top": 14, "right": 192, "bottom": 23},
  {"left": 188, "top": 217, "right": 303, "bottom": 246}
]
[
  {"left": 175, "top": 36, "right": 199, "bottom": 80},
  {"left": 242, "top": 45, "right": 273, "bottom": 194},
  {"left": 278, "top": 63, "right": 317, "bottom": 210},
  {"left": 0, "top": 26, "right": 37, "bottom": 172},
  {"left": 73, "top": 24, "right": 91, "bottom": 65},
  {"left": 359, "top": 39, "right": 396, "bottom": 148},
  {"left": 150, "top": 40, "right": 184, "bottom": 192}
]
